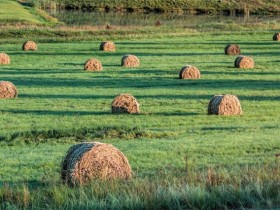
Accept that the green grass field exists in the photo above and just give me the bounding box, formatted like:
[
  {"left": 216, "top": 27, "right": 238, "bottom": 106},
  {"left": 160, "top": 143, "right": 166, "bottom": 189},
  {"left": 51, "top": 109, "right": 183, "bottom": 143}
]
[
  {"left": 1, "top": 32, "right": 280, "bottom": 209},
  {"left": 1, "top": 1, "right": 280, "bottom": 209}
]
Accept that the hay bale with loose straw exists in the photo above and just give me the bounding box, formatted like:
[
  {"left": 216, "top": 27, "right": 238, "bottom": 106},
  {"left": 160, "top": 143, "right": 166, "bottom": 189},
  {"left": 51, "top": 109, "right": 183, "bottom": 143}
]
[
  {"left": 121, "top": 55, "right": 140, "bottom": 67},
  {"left": 22, "top": 41, "right": 37, "bottom": 51},
  {"left": 234, "top": 56, "right": 254, "bottom": 68},
  {"left": 179, "top": 65, "right": 200, "bottom": 79},
  {"left": 100, "top": 41, "right": 116, "bottom": 52},
  {"left": 0, "top": 81, "right": 17, "bottom": 98},
  {"left": 61, "top": 142, "right": 132, "bottom": 185},
  {"left": 273, "top": 33, "right": 280, "bottom": 41},
  {"left": 208, "top": 94, "right": 242, "bottom": 116},
  {"left": 112, "top": 93, "right": 140, "bottom": 114},
  {"left": 225, "top": 44, "right": 241, "bottom": 55},
  {"left": 0, "top": 53, "right": 10, "bottom": 65},
  {"left": 84, "top": 58, "right": 103, "bottom": 71}
]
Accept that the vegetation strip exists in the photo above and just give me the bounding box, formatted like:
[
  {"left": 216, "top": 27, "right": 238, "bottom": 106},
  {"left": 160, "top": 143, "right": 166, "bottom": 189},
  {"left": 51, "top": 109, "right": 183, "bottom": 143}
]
[{"left": 28, "top": 0, "right": 280, "bottom": 14}]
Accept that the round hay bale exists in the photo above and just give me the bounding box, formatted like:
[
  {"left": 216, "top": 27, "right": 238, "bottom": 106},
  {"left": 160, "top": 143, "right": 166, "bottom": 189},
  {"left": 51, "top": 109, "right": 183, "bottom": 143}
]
[
  {"left": 22, "top": 41, "right": 37, "bottom": 51},
  {"left": 121, "top": 55, "right": 140, "bottom": 67},
  {"left": 0, "top": 81, "right": 17, "bottom": 98},
  {"left": 234, "top": 56, "right": 254, "bottom": 69},
  {"left": 61, "top": 142, "right": 132, "bottom": 185},
  {"left": 179, "top": 65, "right": 200, "bottom": 79},
  {"left": 100, "top": 41, "right": 116, "bottom": 52},
  {"left": 84, "top": 58, "right": 103, "bottom": 71},
  {"left": 112, "top": 93, "right": 140, "bottom": 114},
  {"left": 224, "top": 44, "right": 241, "bottom": 55},
  {"left": 0, "top": 53, "right": 10, "bottom": 65},
  {"left": 273, "top": 33, "right": 280, "bottom": 41},
  {"left": 208, "top": 94, "right": 242, "bottom": 116}
]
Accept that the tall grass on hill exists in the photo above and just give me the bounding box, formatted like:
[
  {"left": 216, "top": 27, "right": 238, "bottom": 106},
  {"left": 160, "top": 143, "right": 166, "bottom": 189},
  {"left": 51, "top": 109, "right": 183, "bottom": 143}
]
[{"left": 0, "top": 0, "right": 58, "bottom": 26}]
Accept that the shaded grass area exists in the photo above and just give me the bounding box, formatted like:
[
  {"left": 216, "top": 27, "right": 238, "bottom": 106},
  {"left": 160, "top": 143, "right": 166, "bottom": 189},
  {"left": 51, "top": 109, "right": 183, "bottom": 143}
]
[{"left": 0, "top": 126, "right": 173, "bottom": 143}]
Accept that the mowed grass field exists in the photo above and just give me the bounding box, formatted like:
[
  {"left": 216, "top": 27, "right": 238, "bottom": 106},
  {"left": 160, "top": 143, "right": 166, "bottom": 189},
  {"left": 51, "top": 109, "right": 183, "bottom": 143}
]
[{"left": 1, "top": 31, "right": 280, "bottom": 208}]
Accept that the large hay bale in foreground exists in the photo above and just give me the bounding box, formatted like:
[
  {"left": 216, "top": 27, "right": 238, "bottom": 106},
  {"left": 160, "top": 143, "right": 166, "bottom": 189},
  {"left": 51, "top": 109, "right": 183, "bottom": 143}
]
[
  {"left": 100, "top": 41, "right": 116, "bottom": 52},
  {"left": 234, "top": 56, "right": 254, "bottom": 69},
  {"left": 225, "top": 44, "right": 241, "bottom": 55},
  {"left": 273, "top": 33, "right": 280, "bottom": 41},
  {"left": 208, "top": 94, "right": 242, "bottom": 116},
  {"left": 0, "top": 53, "right": 10, "bottom": 64},
  {"left": 112, "top": 93, "right": 140, "bottom": 114},
  {"left": 61, "top": 142, "right": 132, "bottom": 185},
  {"left": 121, "top": 55, "right": 140, "bottom": 67},
  {"left": 84, "top": 58, "right": 103, "bottom": 71},
  {"left": 179, "top": 65, "right": 200, "bottom": 79},
  {"left": 0, "top": 81, "right": 17, "bottom": 98},
  {"left": 22, "top": 41, "right": 37, "bottom": 51}
]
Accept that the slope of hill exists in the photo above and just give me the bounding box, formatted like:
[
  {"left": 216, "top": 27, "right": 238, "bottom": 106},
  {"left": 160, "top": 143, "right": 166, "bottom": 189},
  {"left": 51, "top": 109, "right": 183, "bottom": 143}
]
[{"left": 0, "top": 0, "right": 58, "bottom": 25}]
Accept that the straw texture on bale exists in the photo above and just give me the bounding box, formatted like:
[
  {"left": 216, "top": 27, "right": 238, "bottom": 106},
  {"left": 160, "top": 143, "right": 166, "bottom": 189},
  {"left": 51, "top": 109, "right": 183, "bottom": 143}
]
[
  {"left": 22, "top": 41, "right": 37, "bottom": 51},
  {"left": 179, "top": 65, "right": 201, "bottom": 79},
  {"left": 121, "top": 55, "right": 140, "bottom": 67},
  {"left": 100, "top": 41, "right": 116, "bottom": 52},
  {"left": 0, "top": 53, "right": 10, "bottom": 64},
  {"left": 84, "top": 58, "right": 103, "bottom": 71},
  {"left": 234, "top": 56, "right": 254, "bottom": 69},
  {"left": 112, "top": 94, "right": 140, "bottom": 114},
  {"left": 208, "top": 94, "right": 242, "bottom": 116},
  {"left": 61, "top": 142, "right": 132, "bottom": 185},
  {"left": 0, "top": 81, "right": 17, "bottom": 98},
  {"left": 224, "top": 44, "right": 241, "bottom": 55},
  {"left": 273, "top": 33, "right": 280, "bottom": 41}
]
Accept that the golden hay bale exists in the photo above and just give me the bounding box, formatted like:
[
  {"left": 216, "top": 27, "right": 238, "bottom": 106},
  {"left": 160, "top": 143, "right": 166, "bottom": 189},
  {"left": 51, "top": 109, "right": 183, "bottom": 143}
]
[
  {"left": 179, "top": 65, "right": 201, "bottom": 79},
  {"left": 61, "top": 142, "right": 132, "bottom": 185},
  {"left": 121, "top": 55, "right": 140, "bottom": 67},
  {"left": 100, "top": 41, "right": 116, "bottom": 52},
  {"left": 84, "top": 58, "right": 103, "bottom": 71},
  {"left": 273, "top": 33, "right": 280, "bottom": 41},
  {"left": 0, "top": 81, "right": 17, "bottom": 98},
  {"left": 234, "top": 56, "right": 254, "bottom": 69},
  {"left": 112, "top": 93, "right": 140, "bottom": 114},
  {"left": 224, "top": 44, "right": 241, "bottom": 55},
  {"left": 22, "top": 41, "right": 37, "bottom": 51},
  {"left": 208, "top": 94, "right": 242, "bottom": 116},
  {"left": 0, "top": 53, "right": 10, "bottom": 65}
]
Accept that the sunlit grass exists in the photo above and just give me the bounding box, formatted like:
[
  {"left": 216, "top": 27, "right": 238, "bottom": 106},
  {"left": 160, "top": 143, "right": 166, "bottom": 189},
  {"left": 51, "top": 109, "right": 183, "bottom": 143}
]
[{"left": 0, "top": 8, "right": 280, "bottom": 208}]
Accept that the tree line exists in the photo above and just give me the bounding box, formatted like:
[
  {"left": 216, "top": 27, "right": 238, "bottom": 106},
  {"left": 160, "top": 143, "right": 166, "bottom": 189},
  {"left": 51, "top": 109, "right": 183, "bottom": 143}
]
[{"left": 27, "top": 0, "right": 280, "bottom": 15}]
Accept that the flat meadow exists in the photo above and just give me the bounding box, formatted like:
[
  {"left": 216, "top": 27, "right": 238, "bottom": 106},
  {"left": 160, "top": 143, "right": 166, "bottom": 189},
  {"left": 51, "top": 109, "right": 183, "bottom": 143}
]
[
  {"left": 1, "top": 32, "right": 280, "bottom": 208},
  {"left": 0, "top": 1, "right": 280, "bottom": 208}
]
